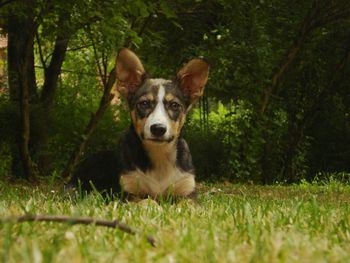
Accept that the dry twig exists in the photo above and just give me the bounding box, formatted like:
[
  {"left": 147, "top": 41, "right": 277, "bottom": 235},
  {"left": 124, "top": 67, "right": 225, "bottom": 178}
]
[{"left": 1, "top": 214, "right": 156, "bottom": 247}]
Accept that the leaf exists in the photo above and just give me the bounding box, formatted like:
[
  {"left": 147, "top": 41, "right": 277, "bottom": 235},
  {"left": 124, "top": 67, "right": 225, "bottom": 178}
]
[
  {"left": 135, "top": 0, "right": 150, "bottom": 18},
  {"left": 160, "top": 1, "right": 177, "bottom": 19}
]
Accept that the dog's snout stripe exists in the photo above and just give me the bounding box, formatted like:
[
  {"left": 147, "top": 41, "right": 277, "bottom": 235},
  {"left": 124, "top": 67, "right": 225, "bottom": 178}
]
[{"left": 144, "top": 84, "right": 171, "bottom": 140}]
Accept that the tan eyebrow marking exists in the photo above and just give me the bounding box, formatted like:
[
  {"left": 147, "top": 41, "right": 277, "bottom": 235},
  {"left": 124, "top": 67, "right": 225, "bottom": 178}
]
[
  {"left": 138, "top": 93, "right": 154, "bottom": 101},
  {"left": 164, "top": 93, "right": 182, "bottom": 104},
  {"left": 165, "top": 93, "right": 175, "bottom": 101}
]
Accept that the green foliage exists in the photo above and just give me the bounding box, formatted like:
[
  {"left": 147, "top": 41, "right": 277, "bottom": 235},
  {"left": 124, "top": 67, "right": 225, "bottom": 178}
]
[
  {"left": 185, "top": 99, "right": 318, "bottom": 183},
  {"left": 1, "top": 0, "right": 350, "bottom": 182},
  {"left": 45, "top": 53, "right": 131, "bottom": 169},
  {"left": 0, "top": 143, "right": 11, "bottom": 178},
  {"left": 185, "top": 101, "right": 261, "bottom": 181}
]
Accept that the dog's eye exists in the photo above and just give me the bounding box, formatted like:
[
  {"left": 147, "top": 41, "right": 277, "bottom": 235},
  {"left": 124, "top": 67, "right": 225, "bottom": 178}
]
[
  {"left": 169, "top": 101, "right": 181, "bottom": 111},
  {"left": 138, "top": 100, "right": 151, "bottom": 109}
]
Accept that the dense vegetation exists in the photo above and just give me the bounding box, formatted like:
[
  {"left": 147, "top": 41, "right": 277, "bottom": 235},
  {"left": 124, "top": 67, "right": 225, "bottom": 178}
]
[{"left": 0, "top": 0, "right": 349, "bottom": 183}]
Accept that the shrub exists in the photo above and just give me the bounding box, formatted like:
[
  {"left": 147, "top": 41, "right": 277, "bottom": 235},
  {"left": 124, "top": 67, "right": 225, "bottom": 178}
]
[{"left": 184, "top": 100, "right": 263, "bottom": 182}]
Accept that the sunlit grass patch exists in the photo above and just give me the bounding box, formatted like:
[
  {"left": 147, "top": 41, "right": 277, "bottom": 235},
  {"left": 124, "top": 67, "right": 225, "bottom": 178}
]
[{"left": 1, "top": 181, "right": 350, "bottom": 262}]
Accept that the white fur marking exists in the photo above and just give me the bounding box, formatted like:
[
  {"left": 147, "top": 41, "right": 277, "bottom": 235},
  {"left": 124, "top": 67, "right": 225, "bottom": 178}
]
[
  {"left": 144, "top": 85, "right": 172, "bottom": 140},
  {"left": 120, "top": 141, "right": 195, "bottom": 198},
  {"left": 120, "top": 169, "right": 195, "bottom": 198},
  {"left": 123, "top": 78, "right": 195, "bottom": 198}
]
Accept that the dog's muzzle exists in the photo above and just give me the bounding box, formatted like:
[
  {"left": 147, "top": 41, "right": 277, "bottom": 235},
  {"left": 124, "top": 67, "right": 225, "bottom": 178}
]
[{"left": 150, "top": 123, "right": 167, "bottom": 137}]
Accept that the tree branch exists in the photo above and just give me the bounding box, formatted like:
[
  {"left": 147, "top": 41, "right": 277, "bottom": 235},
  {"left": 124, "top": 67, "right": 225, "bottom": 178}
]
[
  {"left": 66, "top": 44, "right": 93, "bottom": 52},
  {"left": 125, "top": 14, "right": 153, "bottom": 48},
  {"left": 102, "top": 49, "right": 108, "bottom": 83},
  {"left": 311, "top": 9, "right": 350, "bottom": 30},
  {"left": 35, "top": 32, "right": 47, "bottom": 70},
  {"left": 259, "top": 0, "right": 343, "bottom": 114},
  {"left": 0, "top": 0, "right": 17, "bottom": 9},
  {"left": 1, "top": 214, "right": 156, "bottom": 247},
  {"left": 34, "top": 65, "right": 99, "bottom": 77},
  {"left": 62, "top": 68, "right": 116, "bottom": 179},
  {"left": 87, "top": 27, "right": 107, "bottom": 87},
  {"left": 41, "top": 11, "right": 71, "bottom": 108},
  {"left": 302, "top": 43, "right": 350, "bottom": 127}
]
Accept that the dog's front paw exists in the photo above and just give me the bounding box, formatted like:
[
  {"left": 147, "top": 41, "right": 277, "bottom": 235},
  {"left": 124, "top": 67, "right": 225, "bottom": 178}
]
[{"left": 168, "top": 174, "right": 195, "bottom": 197}]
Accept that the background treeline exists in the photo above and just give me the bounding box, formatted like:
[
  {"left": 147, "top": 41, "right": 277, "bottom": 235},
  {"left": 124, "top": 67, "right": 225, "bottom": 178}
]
[{"left": 0, "top": 0, "right": 349, "bottom": 184}]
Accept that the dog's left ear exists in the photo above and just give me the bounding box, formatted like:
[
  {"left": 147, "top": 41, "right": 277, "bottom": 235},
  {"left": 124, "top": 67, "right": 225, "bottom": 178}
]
[
  {"left": 177, "top": 58, "right": 209, "bottom": 104},
  {"left": 116, "top": 48, "right": 146, "bottom": 97}
]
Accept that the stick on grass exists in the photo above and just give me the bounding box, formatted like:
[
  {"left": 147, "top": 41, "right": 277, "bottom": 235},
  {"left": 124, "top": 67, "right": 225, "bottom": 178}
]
[{"left": 1, "top": 214, "right": 156, "bottom": 247}]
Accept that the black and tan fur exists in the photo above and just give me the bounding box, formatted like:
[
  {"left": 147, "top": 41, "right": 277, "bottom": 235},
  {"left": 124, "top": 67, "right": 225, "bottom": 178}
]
[{"left": 68, "top": 48, "right": 209, "bottom": 200}]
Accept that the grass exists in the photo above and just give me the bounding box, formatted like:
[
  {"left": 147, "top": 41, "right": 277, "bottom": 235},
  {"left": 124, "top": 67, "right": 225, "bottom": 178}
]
[{"left": 0, "top": 180, "right": 350, "bottom": 263}]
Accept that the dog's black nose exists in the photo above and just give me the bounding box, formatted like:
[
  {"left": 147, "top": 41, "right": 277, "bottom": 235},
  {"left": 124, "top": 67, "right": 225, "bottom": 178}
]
[{"left": 150, "top": 124, "right": 167, "bottom": 137}]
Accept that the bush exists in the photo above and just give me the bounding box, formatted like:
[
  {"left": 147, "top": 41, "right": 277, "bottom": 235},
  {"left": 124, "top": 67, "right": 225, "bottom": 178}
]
[{"left": 184, "top": 100, "right": 263, "bottom": 182}]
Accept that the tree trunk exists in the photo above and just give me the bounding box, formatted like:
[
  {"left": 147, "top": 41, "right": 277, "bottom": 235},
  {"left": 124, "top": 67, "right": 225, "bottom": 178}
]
[
  {"left": 283, "top": 117, "right": 303, "bottom": 183},
  {"left": 41, "top": 13, "right": 71, "bottom": 108},
  {"left": 18, "top": 58, "right": 35, "bottom": 180},
  {"left": 7, "top": 12, "right": 37, "bottom": 179},
  {"left": 7, "top": 17, "right": 37, "bottom": 102},
  {"left": 31, "top": 12, "right": 71, "bottom": 175}
]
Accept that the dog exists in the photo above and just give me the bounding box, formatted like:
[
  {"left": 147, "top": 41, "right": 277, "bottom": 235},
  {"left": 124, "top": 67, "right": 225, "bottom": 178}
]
[{"left": 68, "top": 48, "right": 209, "bottom": 201}]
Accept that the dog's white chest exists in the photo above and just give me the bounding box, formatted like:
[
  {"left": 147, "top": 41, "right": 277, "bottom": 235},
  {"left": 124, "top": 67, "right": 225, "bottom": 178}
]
[
  {"left": 120, "top": 140, "right": 195, "bottom": 198},
  {"left": 119, "top": 164, "right": 195, "bottom": 198}
]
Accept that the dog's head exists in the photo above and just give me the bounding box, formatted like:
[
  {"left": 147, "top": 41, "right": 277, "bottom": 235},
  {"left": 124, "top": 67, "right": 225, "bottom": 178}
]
[{"left": 116, "top": 48, "right": 209, "bottom": 144}]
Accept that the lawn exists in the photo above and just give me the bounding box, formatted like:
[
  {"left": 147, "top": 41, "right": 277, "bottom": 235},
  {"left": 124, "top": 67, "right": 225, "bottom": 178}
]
[{"left": 0, "top": 180, "right": 349, "bottom": 263}]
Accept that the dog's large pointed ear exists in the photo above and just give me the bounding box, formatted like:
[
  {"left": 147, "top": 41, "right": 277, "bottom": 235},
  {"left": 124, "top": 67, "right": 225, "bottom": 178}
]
[
  {"left": 116, "top": 48, "right": 145, "bottom": 97},
  {"left": 177, "top": 58, "right": 209, "bottom": 104}
]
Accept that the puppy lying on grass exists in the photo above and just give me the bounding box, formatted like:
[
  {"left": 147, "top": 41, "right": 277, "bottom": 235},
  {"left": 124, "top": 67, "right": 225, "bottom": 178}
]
[{"left": 68, "top": 48, "right": 209, "bottom": 202}]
